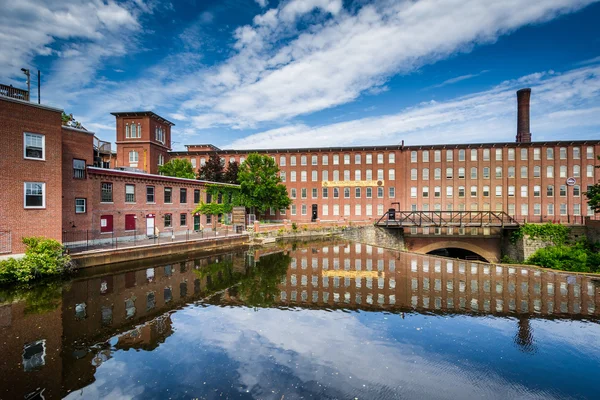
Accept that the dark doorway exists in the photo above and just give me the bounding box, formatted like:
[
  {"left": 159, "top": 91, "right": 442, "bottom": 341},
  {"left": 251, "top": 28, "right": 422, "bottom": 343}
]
[
  {"left": 427, "top": 247, "right": 488, "bottom": 262},
  {"left": 311, "top": 204, "right": 318, "bottom": 222}
]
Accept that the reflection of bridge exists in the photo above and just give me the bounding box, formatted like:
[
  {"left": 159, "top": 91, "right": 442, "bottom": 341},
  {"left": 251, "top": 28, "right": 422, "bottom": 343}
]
[{"left": 376, "top": 211, "right": 520, "bottom": 229}]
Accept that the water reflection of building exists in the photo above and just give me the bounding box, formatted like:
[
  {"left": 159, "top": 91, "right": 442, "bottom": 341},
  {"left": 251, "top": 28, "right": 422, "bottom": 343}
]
[{"left": 271, "top": 243, "right": 599, "bottom": 319}]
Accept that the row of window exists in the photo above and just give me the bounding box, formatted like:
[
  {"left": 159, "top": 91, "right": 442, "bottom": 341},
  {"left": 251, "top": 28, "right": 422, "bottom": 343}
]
[
  {"left": 407, "top": 202, "right": 592, "bottom": 216},
  {"left": 125, "top": 123, "right": 142, "bottom": 139},
  {"left": 410, "top": 146, "right": 595, "bottom": 163},
  {"left": 101, "top": 183, "right": 201, "bottom": 204},
  {"left": 409, "top": 184, "right": 589, "bottom": 199},
  {"left": 290, "top": 186, "right": 394, "bottom": 199},
  {"left": 289, "top": 204, "right": 387, "bottom": 216},
  {"left": 411, "top": 165, "right": 594, "bottom": 180},
  {"left": 281, "top": 169, "right": 394, "bottom": 182}
]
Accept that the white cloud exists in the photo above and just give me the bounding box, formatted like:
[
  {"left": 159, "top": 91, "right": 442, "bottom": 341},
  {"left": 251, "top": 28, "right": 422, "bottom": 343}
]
[
  {"left": 174, "top": 0, "right": 597, "bottom": 129},
  {"left": 255, "top": 0, "right": 269, "bottom": 8},
  {"left": 225, "top": 64, "right": 600, "bottom": 149}
]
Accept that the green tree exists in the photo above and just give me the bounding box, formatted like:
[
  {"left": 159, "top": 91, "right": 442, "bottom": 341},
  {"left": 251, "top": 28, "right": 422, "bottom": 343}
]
[
  {"left": 238, "top": 153, "right": 291, "bottom": 219},
  {"left": 585, "top": 155, "right": 600, "bottom": 213},
  {"left": 158, "top": 158, "right": 196, "bottom": 179},
  {"left": 224, "top": 160, "right": 239, "bottom": 184},
  {"left": 198, "top": 153, "right": 224, "bottom": 182}
]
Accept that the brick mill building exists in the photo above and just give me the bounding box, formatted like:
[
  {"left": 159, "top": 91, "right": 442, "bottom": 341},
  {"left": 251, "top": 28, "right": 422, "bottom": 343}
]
[{"left": 0, "top": 86, "right": 599, "bottom": 256}]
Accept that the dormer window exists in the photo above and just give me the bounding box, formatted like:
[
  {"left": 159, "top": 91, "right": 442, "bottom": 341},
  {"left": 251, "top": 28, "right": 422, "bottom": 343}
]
[{"left": 155, "top": 126, "right": 165, "bottom": 144}]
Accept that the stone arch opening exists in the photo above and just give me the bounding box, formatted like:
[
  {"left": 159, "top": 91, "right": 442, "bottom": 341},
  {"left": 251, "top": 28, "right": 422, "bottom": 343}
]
[{"left": 426, "top": 247, "right": 489, "bottom": 262}]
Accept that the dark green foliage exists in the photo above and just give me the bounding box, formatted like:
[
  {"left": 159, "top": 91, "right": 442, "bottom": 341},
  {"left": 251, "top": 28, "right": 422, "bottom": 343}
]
[
  {"left": 500, "top": 255, "right": 519, "bottom": 264},
  {"left": 198, "top": 153, "right": 224, "bottom": 182},
  {"left": 238, "top": 153, "right": 291, "bottom": 217},
  {"left": 0, "top": 280, "right": 64, "bottom": 315},
  {"left": 192, "top": 184, "right": 242, "bottom": 217},
  {"left": 224, "top": 160, "right": 239, "bottom": 184},
  {"left": 0, "top": 237, "right": 71, "bottom": 285},
  {"left": 158, "top": 158, "right": 196, "bottom": 179},
  {"left": 584, "top": 155, "right": 600, "bottom": 213},
  {"left": 237, "top": 252, "right": 291, "bottom": 308},
  {"left": 526, "top": 240, "right": 600, "bottom": 273},
  {"left": 511, "top": 223, "right": 570, "bottom": 245}
]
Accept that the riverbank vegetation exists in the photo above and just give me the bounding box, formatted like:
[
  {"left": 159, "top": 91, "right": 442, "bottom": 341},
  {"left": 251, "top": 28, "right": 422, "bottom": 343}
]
[
  {"left": 0, "top": 237, "right": 72, "bottom": 285},
  {"left": 510, "top": 223, "right": 600, "bottom": 273}
]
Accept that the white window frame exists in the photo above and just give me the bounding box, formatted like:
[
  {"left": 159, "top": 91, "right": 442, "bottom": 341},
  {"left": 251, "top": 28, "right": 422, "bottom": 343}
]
[
  {"left": 23, "top": 132, "right": 45, "bottom": 161},
  {"left": 24, "top": 182, "right": 46, "bottom": 209},
  {"left": 75, "top": 198, "right": 86, "bottom": 213}
]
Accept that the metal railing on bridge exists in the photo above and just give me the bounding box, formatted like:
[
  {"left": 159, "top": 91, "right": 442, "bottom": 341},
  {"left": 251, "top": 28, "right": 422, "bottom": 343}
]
[{"left": 376, "top": 210, "right": 520, "bottom": 228}]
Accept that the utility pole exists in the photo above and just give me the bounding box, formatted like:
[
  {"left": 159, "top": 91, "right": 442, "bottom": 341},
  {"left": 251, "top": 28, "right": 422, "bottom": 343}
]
[
  {"left": 21, "top": 68, "right": 30, "bottom": 101},
  {"left": 37, "top": 70, "right": 41, "bottom": 104}
]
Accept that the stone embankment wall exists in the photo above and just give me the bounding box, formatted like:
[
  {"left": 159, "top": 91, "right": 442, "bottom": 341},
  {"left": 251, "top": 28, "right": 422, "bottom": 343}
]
[{"left": 340, "top": 225, "right": 405, "bottom": 251}]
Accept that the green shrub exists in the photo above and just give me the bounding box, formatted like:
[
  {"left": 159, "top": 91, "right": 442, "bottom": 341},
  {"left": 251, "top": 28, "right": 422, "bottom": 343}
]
[
  {"left": 511, "top": 223, "right": 570, "bottom": 245},
  {"left": 291, "top": 223, "right": 298, "bottom": 231},
  {"left": 500, "top": 255, "right": 519, "bottom": 264},
  {"left": 0, "top": 237, "right": 71, "bottom": 286},
  {"left": 525, "top": 240, "right": 600, "bottom": 273}
]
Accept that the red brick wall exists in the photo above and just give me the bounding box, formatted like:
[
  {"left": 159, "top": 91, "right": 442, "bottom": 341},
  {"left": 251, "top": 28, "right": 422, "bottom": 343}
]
[
  {"left": 0, "top": 97, "right": 63, "bottom": 254},
  {"left": 62, "top": 127, "right": 95, "bottom": 232}
]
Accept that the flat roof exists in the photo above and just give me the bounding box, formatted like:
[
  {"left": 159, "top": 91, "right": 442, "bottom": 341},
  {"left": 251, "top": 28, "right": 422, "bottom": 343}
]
[
  {"left": 87, "top": 167, "right": 239, "bottom": 187},
  {"left": 170, "top": 139, "right": 600, "bottom": 155},
  {"left": 0, "top": 94, "right": 63, "bottom": 113},
  {"left": 110, "top": 111, "right": 175, "bottom": 126}
]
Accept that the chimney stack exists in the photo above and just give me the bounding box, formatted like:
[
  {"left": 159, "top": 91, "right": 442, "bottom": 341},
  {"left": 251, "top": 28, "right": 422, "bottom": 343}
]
[{"left": 516, "top": 88, "right": 531, "bottom": 143}]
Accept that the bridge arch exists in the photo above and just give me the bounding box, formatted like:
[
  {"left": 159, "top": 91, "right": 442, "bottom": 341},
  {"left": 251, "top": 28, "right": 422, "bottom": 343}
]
[{"left": 405, "top": 239, "right": 500, "bottom": 263}]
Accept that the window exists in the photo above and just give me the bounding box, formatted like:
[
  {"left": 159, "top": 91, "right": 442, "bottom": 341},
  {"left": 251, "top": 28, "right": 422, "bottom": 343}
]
[
  {"left": 560, "top": 185, "right": 567, "bottom": 197},
  {"left": 458, "top": 186, "right": 465, "bottom": 197},
  {"left": 434, "top": 168, "right": 441, "bottom": 180},
  {"left": 333, "top": 154, "right": 339, "bottom": 165},
  {"left": 434, "top": 186, "right": 441, "bottom": 198},
  {"left": 520, "top": 166, "right": 527, "bottom": 178},
  {"left": 291, "top": 156, "right": 297, "bottom": 166},
  {"left": 495, "top": 186, "right": 502, "bottom": 197},
  {"left": 470, "top": 186, "right": 477, "bottom": 197},
  {"left": 547, "top": 148, "right": 554, "bottom": 160},
  {"left": 573, "top": 165, "right": 580, "bottom": 178},
  {"left": 355, "top": 187, "right": 361, "bottom": 198},
  {"left": 312, "top": 188, "right": 318, "bottom": 198},
  {"left": 180, "top": 188, "right": 187, "bottom": 203},
  {"left": 586, "top": 146, "right": 594, "bottom": 159},
  {"left": 301, "top": 171, "right": 307, "bottom": 182},
  {"left": 23, "top": 340, "right": 46, "bottom": 372},
  {"left": 521, "top": 204, "right": 529, "bottom": 216},
  {"left": 164, "top": 187, "right": 172, "bottom": 203},
  {"left": 560, "top": 203, "right": 567, "bottom": 216},
  {"left": 312, "top": 170, "right": 318, "bottom": 182},
  {"left": 321, "top": 170, "right": 328, "bottom": 181},
  {"left": 547, "top": 166, "right": 554, "bottom": 178},
  {"left": 508, "top": 186, "right": 515, "bottom": 197},
  {"left": 520, "top": 148, "right": 528, "bottom": 161},
  {"left": 291, "top": 205, "right": 297, "bottom": 215},
  {"left": 422, "top": 186, "right": 429, "bottom": 198},
  {"left": 411, "top": 151, "right": 417, "bottom": 163},
  {"left": 422, "top": 168, "right": 429, "bottom": 180},
  {"left": 446, "top": 168, "right": 453, "bottom": 179},
  {"left": 75, "top": 198, "right": 86, "bottom": 213},
  {"left": 471, "top": 167, "right": 477, "bottom": 179},
  {"left": 322, "top": 204, "right": 329, "bottom": 216},
  {"left": 73, "top": 159, "right": 86, "bottom": 179},
  {"left": 495, "top": 167, "right": 502, "bottom": 179},
  {"left": 180, "top": 213, "right": 187, "bottom": 226},
  {"left": 377, "top": 153, "right": 384, "bottom": 164},
  {"left": 483, "top": 167, "right": 490, "bottom": 179},
  {"left": 301, "top": 155, "right": 307, "bottom": 165},
  {"left": 588, "top": 165, "right": 595, "bottom": 178},
  {"left": 366, "top": 187, "right": 372, "bottom": 198},
  {"left": 24, "top": 182, "right": 45, "bottom": 208},
  {"left": 411, "top": 187, "right": 417, "bottom": 198},
  {"left": 458, "top": 167, "right": 465, "bottom": 179},
  {"left": 389, "top": 153, "right": 395, "bottom": 163},
  {"left": 155, "top": 126, "right": 165, "bottom": 143},
  {"left": 322, "top": 187, "right": 328, "bottom": 198},
  {"left": 388, "top": 169, "right": 395, "bottom": 180},
  {"left": 129, "top": 150, "right": 138, "bottom": 163},
  {"left": 533, "top": 148, "right": 541, "bottom": 160},
  {"left": 125, "top": 184, "right": 135, "bottom": 203},
  {"left": 411, "top": 169, "right": 418, "bottom": 180},
  {"left": 422, "top": 151, "right": 430, "bottom": 162},
  {"left": 548, "top": 203, "right": 554, "bottom": 215},
  {"left": 559, "top": 166, "right": 567, "bottom": 178},
  {"left": 534, "top": 203, "right": 541, "bottom": 216},
  {"left": 508, "top": 148, "right": 515, "bottom": 161},
  {"left": 200, "top": 157, "right": 206, "bottom": 166},
  {"left": 495, "top": 148, "right": 502, "bottom": 161},
  {"left": 343, "top": 187, "right": 350, "bottom": 199},
  {"left": 520, "top": 186, "right": 528, "bottom": 198},
  {"left": 301, "top": 188, "right": 307, "bottom": 199},
  {"left": 101, "top": 182, "right": 113, "bottom": 202},
  {"left": 146, "top": 186, "right": 155, "bottom": 203},
  {"left": 560, "top": 147, "right": 567, "bottom": 159},
  {"left": 354, "top": 154, "right": 361, "bottom": 164},
  {"left": 547, "top": 185, "right": 554, "bottom": 196},
  {"left": 194, "top": 189, "right": 200, "bottom": 203},
  {"left": 574, "top": 204, "right": 581, "bottom": 216},
  {"left": 312, "top": 155, "right": 318, "bottom": 165},
  {"left": 343, "top": 154, "right": 350, "bottom": 165},
  {"left": 377, "top": 169, "right": 384, "bottom": 180},
  {"left": 446, "top": 186, "right": 453, "bottom": 198},
  {"left": 191, "top": 158, "right": 197, "bottom": 169},
  {"left": 24, "top": 133, "right": 45, "bottom": 160},
  {"left": 508, "top": 166, "right": 515, "bottom": 178},
  {"left": 483, "top": 186, "right": 490, "bottom": 197},
  {"left": 290, "top": 171, "right": 296, "bottom": 182},
  {"left": 446, "top": 150, "right": 454, "bottom": 162},
  {"left": 434, "top": 151, "right": 441, "bottom": 162},
  {"left": 574, "top": 185, "right": 580, "bottom": 197},
  {"left": 533, "top": 185, "right": 541, "bottom": 197},
  {"left": 533, "top": 166, "right": 540, "bottom": 178},
  {"left": 389, "top": 187, "right": 395, "bottom": 198},
  {"left": 574, "top": 147, "right": 581, "bottom": 159},
  {"left": 471, "top": 149, "right": 477, "bottom": 161},
  {"left": 280, "top": 171, "right": 286, "bottom": 182},
  {"left": 279, "top": 156, "right": 286, "bottom": 166},
  {"left": 508, "top": 204, "right": 515, "bottom": 215},
  {"left": 333, "top": 188, "right": 339, "bottom": 198},
  {"left": 302, "top": 204, "right": 307, "bottom": 215},
  {"left": 354, "top": 170, "right": 361, "bottom": 181}
]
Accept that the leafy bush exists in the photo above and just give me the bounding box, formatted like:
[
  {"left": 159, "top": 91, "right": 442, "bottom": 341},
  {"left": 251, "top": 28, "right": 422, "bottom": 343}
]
[
  {"left": 511, "top": 223, "right": 570, "bottom": 245},
  {"left": 0, "top": 237, "right": 71, "bottom": 285},
  {"left": 525, "top": 240, "right": 600, "bottom": 273},
  {"left": 291, "top": 223, "right": 298, "bottom": 231},
  {"left": 500, "top": 255, "right": 519, "bottom": 264}
]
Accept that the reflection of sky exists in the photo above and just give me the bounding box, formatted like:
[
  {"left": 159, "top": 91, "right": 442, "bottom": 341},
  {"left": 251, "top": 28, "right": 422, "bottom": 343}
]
[{"left": 65, "top": 305, "right": 600, "bottom": 400}]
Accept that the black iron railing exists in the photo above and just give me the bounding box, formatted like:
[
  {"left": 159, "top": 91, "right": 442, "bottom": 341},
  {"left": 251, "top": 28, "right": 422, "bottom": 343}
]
[{"left": 376, "top": 210, "right": 520, "bottom": 228}]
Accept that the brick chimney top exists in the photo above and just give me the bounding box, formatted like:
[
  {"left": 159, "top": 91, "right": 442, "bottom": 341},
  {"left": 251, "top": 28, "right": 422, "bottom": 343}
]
[{"left": 516, "top": 88, "right": 531, "bottom": 143}]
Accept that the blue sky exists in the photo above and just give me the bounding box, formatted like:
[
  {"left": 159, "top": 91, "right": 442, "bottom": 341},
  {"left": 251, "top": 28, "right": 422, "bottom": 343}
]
[{"left": 1, "top": 0, "right": 600, "bottom": 150}]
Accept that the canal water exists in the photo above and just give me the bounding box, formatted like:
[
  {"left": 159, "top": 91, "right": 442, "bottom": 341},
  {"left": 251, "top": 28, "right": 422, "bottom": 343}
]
[{"left": 1, "top": 239, "right": 599, "bottom": 399}]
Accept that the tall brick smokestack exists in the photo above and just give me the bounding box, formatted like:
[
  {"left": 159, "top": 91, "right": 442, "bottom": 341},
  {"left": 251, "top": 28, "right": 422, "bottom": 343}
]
[{"left": 516, "top": 88, "right": 532, "bottom": 143}]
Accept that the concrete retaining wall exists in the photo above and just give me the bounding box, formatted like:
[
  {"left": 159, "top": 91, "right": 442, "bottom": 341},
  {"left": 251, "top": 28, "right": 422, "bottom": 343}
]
[
  {"left": 72, "top": 235, "right": 248, "bottom": 269},
  {"left": 341, "top": 225, "right": 405, "bottom": 251}
]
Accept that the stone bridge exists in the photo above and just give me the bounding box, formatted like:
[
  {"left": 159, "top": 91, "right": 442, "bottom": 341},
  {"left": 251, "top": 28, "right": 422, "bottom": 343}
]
[{"left": 403, "top": 235, "right": 503, "bottom": 263}]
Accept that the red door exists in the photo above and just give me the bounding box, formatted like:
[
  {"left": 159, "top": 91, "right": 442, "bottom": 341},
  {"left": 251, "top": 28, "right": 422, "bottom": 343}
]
[
  {"left": 125, "top": 214, "right": 136, "bottom": 231},
  {"left": 100, "top": 215, "right": 113, "bottom": 233}
]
